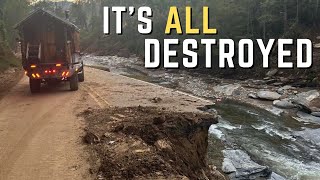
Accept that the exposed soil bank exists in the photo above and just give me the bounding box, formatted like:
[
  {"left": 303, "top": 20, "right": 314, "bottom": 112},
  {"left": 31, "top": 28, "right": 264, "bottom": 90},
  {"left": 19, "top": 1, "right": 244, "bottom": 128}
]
[{"left": 81, "top": 106, "right": 225, "bottom": 180}]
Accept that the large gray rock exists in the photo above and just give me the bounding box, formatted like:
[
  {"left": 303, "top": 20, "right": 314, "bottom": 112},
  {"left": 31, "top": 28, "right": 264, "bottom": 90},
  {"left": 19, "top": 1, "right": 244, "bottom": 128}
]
[
  {"left": 296, "top": 111, "right": 320, "bottom": 124},
  {"left": 213, "top": 84, "right": 241, "bottom": 96},
  {"left": 222, "top": 158, "right": 236, "bottom": 173},
  {"left": 291, "top": 90, "right": 320, "bottom": 113},
  {"left": 222, "top": 149, "right": 271, "bottom": 179},
  {"left": 277, "top": 85, "right": 294, "bottom": 94},
  {"left": 268, "top": 172, "right": 286, "bottom": 180},
  {"left": 295, "top": 90, "right": 319, "bottom": 102},
  {"left": 311, "top": 112, "right": 320, "bottom": 117},
  {"left": 257, "top": 91, "right": 281, "bottom": 101},
  {"left": 266, "top": 107, "right": 284, "bottom": 116},
  {"left": 273, "top": 100, "right": 296, "bottom": 109},
  {"left": 294, "top": 128, "right": 320, "bottom": 146}
]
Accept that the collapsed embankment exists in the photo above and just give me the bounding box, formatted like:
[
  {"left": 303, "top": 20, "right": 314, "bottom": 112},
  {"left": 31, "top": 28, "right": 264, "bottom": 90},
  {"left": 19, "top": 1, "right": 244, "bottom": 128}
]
[{"left": 81, "top": 106, "right": 225, "bottom": 180}]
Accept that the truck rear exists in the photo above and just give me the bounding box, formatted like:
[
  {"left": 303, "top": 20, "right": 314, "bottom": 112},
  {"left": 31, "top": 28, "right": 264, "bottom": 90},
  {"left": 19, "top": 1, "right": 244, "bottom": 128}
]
[{"left": 15, "top": 9, "right": 84, "bottom": 93}]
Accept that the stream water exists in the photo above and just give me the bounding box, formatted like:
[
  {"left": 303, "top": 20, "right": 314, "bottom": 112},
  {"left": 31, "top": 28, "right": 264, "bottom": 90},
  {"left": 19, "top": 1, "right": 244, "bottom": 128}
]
[{"left": 84, "top": 55, "right": 320, "bottom": 180}]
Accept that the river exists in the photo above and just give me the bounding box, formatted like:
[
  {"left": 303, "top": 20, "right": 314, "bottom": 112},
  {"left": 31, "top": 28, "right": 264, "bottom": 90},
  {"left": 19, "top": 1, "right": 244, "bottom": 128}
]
[{"left": 83, "top": 55, "right": 320, "bottom": 180}]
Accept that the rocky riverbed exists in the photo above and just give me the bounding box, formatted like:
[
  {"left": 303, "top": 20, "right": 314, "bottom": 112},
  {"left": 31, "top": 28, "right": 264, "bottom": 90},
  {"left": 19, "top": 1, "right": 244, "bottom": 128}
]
[{"left": 84, "top": 55, "right": 320, "bottom": 180}]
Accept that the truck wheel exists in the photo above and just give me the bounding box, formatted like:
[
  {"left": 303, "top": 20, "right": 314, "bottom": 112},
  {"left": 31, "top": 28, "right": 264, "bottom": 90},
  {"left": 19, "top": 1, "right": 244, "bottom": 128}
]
[
  {"left": 70, "top": 73, "right": 79, "bottom": 91},
  {"left": 30, "top": 79, "right": 41, "bottom": 93},
  {"left": 78, "top": 69, "right": 84, "bottom": 82}
]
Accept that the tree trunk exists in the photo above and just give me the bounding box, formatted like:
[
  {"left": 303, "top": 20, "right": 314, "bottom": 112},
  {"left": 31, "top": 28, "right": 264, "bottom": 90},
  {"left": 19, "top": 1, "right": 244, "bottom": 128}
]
[
  {"left": 283, "top": 0, "right": 288, "bottom": 32},
  {"left": 296, "top": 0, "right": 299, "bottom": 24}
]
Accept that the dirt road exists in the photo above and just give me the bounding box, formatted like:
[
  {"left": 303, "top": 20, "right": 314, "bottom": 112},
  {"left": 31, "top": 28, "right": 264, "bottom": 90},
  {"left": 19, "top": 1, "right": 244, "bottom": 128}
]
[
  {"left": 0, "top": 67, "right": 213, "bottom": 180},
  {"left": 0, "top": 76, "right": 91, "bottom": 180}
]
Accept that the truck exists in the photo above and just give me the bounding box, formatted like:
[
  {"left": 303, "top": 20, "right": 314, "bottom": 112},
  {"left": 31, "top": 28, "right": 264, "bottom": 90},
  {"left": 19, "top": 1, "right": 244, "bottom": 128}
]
[{"left": 15, "top": 9, "right": 84, "bottom": 93}]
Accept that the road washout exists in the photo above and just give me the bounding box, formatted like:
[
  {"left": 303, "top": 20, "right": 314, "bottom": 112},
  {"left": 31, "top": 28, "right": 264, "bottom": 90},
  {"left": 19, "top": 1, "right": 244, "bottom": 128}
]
[
  {"left": 83, "top": 55, "right": 320, "bottom": 179},
  {"left": 80, "top": 106, "right": 225, "bottom": 179}
]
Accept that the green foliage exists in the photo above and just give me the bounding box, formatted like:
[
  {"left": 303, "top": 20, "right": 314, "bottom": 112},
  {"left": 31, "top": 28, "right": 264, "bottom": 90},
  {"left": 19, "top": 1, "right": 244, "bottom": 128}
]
[
  {"left": 0, "top": 0, "right": 29, "bottom": 71},
  {"left": 2, "top": 0, "right": 30, "bottom": 47},
  {"left": 0, "top": 42, "right": 20, "bottom": 71}
]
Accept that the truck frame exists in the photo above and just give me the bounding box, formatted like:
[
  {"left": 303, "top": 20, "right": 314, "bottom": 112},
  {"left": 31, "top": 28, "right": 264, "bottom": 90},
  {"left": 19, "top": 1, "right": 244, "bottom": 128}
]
[{"left": 15, "top": 9, "right": 84, "bottom": 93}]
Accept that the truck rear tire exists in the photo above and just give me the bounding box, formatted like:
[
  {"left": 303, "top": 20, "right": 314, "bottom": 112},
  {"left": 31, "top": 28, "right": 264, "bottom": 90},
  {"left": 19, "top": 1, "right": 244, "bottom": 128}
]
[
  {"left": 30, "top": 79, "right": 41, "bottom": 93},
  {"left": 78, "top": 69, "right": 84, "bottom": 82},
  {"left": 70, "top": 73, "right": 79, "bottom": 91}
]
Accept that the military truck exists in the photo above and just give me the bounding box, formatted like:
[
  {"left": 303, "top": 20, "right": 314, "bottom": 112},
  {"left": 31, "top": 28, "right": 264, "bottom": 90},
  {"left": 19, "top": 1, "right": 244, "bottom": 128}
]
[{"left": 15, "top": 9, "right": 84, "bottom": 93}]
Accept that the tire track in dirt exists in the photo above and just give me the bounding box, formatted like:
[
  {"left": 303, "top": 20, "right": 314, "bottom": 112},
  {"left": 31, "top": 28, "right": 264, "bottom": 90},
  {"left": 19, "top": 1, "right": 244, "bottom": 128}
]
[{"left": 82, "top": 84, "right": 110, "bottom": 108}]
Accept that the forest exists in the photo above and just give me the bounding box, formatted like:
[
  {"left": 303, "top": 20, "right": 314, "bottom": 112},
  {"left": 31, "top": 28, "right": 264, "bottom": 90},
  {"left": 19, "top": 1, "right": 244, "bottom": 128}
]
[{"left": 1, "top": 0, "right": 320, "bottom": 72}]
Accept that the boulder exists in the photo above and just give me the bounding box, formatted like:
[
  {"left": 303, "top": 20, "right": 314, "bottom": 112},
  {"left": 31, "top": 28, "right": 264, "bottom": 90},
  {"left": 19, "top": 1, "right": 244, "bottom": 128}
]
[
  {"left": 257, "top": 91, "right": 281, "bottom": 101},
  {"left": 222, "top": 149, "right": 271, "bottom": 179},
  {"left": 273, "top": 100, "right": 296, "bottom": 109},
  {"left": 296, "top": 111, "right": 320, "bottom": 124},
  {"left": 213, "top": 84, "right": 241, "bottom": 96},
  {"left": 296, "top": 90, "right": 319, "bottom": 102},
  {"left": 310, "top": 98, "right": 320, "bottom": 108},
  {"left": 222, "top": 158, "right": 236, "bottom": 173},
  {"left": 311, "top": 112, "right": 320, "bottom": 117},
  {"left": 294, "top": 128, "right": 320, "bottom": 146},
  {"left": 291, "top": 91, "right": 320, "bottom": 113},
  {"left": 268, "top": 172, "right": 286, "bottom": 180},
  {"left": 266, "top": 107, "right": 284, "bottom": 116},
  {"left": 277, "top": 85, "right": 294, "bottom": 94}
]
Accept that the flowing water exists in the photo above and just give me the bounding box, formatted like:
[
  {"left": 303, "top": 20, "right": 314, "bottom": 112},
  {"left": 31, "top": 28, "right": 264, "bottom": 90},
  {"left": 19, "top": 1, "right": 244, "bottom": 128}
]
[
  {"left": 84, "top": 55, "right": 320, "bottom": 179},
  {"left": 210, "top": 100, "right": 320, "bottom": 179}
]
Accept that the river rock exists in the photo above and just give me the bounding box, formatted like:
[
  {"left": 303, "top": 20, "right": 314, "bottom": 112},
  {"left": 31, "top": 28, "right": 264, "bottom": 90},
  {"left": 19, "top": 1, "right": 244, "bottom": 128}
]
[
  {"left": 291, "top": 91, "right": 320, "bottom": 113},
  {"left": 222, "top": 150, "right": 271, "bottom": 179},
  {"left": 296, "top": 111, "right": 320, "bottom": 124},
  {"left": 296, "top": 90, "right": 319, "bottom": 102},
  {"left": 268, "top": 172, "right": 286, "bottom": 180},
  {"left": 266, "top": 69, "right": 278, "bottom": 77},
  {"left": 277, "top": 85, "right": 294, "bottom": 94},
  {"left": 257, "top": 91, "right": 281, "bottom": 101},
  {"left": 248, "top": 93, "right": 258, "bottom": 99},
  {"left": 222, "top": 158, "right": 236, "bottom": 173},
  {"left": 213, "top": 84, "right": 241, "bottom": 96},
  {"left": 310, "top": 98, "right": 320, "bottom": 108},
  {"left": 266, "top": 107, "right": 284, "bottom": 116},
  {"left": 294, "top": 128, "right": 320, "bottom": 146},
  {"left": 311, "top": 112, "right": 320, "bottom": 117},
  {"left": 273, "top": 100, "right": 296, "bottom": 109}
]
